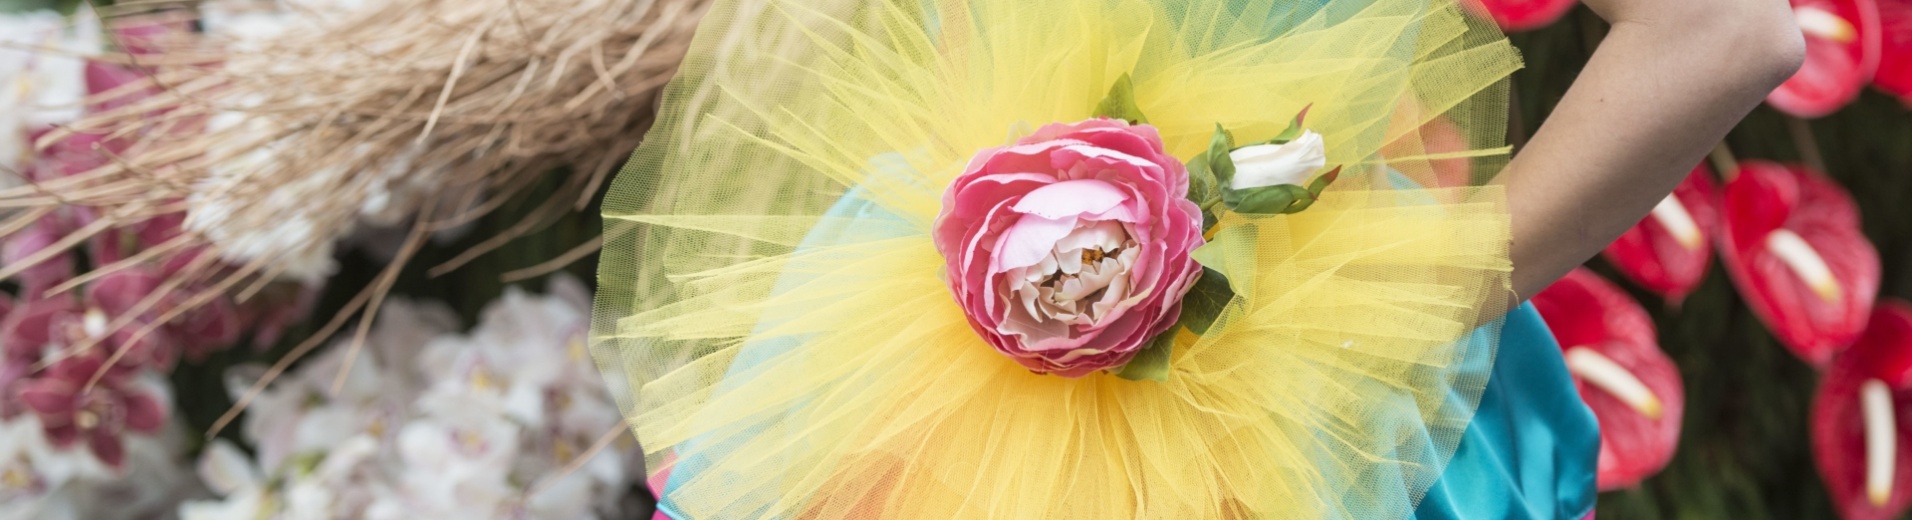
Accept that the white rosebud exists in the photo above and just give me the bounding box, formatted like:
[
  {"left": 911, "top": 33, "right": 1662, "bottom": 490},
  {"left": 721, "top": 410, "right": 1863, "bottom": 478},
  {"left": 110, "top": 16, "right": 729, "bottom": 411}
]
[{"left": 1227, "top": 130, "right": 1327, "bottom": 190}]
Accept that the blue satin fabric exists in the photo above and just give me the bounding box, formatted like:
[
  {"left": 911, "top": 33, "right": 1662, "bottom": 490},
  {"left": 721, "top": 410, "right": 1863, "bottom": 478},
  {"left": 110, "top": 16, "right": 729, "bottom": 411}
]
[
  {"left": 655, "top": 182, "right": 1599, "bottom": 519},
  {"left": 1415, "top": 304, "right": 1599, "bottom": 520}
]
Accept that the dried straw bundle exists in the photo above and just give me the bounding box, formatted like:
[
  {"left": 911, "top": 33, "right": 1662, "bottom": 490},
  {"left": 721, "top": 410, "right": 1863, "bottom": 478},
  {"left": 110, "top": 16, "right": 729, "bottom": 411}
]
[
  {"left": 19, "top": 0, "right": 702, "bottom": 281},
  {"left": 0, "top": 0, "right": 708, "bottom": 421}
]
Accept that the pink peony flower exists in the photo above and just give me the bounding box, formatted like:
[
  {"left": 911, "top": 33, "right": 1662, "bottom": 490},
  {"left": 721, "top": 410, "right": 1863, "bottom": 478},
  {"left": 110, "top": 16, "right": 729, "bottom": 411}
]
[{"left": 933, "top": 119, "right": 1204, "bottom": 377}]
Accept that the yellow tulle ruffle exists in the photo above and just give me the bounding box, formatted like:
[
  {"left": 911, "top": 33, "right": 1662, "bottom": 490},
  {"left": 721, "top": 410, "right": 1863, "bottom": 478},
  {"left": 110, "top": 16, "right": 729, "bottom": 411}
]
[{"left": 591, "top": 0, "right": 1521, "bottom": 518}]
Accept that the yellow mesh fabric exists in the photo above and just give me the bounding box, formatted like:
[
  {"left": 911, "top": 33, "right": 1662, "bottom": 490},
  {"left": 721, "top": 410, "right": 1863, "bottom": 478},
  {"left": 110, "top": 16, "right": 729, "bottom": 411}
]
[{"left": 592, "top": 0, "right": 1519, "bottom": 517}]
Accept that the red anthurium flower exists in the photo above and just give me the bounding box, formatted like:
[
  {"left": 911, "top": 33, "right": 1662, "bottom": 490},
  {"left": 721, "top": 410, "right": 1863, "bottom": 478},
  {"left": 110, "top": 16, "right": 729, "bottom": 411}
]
[
  {"left": 1460, "top": 0, "right": 1580, "bottom": 32},
  {"left": 1769, "top": 0, "right": 1883, "bottom": 117},
  {"left": 1814, "top": 299, "right": 1912, "bottom": 520},
  {"left": 1533, "top": 268, "right": 1686, "bottom": 490},
  {"left": 1719, "top": 161, "right": 1880, "bottom": 366},
  {"left": 15, "top": 355, "right": 165, "bottom": 469},
  {"left": 1875, "top": 0, "right": 1912, "bottom": 103},
  {"left": 1601, "top": 165, "right": 1721, "bottom": 305}
]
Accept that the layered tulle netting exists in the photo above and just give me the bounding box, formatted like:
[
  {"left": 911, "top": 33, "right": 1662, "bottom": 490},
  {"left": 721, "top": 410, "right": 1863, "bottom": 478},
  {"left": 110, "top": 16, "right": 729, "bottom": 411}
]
[{"left": 591, "top": 0, "right": 1521, "bottom": 517}]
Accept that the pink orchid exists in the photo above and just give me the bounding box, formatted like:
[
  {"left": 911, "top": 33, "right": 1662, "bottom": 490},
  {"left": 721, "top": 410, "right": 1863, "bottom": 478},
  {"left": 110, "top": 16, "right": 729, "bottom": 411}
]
[
  {"left": 90, "top": 211, "right": 185, "bottom": 268},
  {"left": 89, "top": 267, "right": 242, "bottom": 364},
  {"left": 932, "top": 119, "right": 1204, "bottom": 377},
  {"left": 1813, "top": 299, "right": 1912, "bottom": 520},
  {"left": 15, "top": 355, "right": 165, "bottom": 468},
  {"left": 1, "top": 216, "right": 76, "bottom": 299},
  {"left": 1719, "top": 161, "right": 1880, "bottom": 366},
  {"left": 1600, "top": 165, "right": 1721, "bottom": 305}
]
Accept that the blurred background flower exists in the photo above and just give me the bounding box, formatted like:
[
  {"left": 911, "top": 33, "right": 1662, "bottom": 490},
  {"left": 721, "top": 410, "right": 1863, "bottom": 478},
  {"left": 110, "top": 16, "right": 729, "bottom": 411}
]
[{"left": 0, "top": 0, "right": 1909, "bottom": 518}]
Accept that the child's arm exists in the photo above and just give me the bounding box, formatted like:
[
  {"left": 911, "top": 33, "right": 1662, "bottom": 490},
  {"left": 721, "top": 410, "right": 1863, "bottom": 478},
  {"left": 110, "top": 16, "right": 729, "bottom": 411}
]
[{"left": 1501, "top": 0, "right": 1805, "bottom": 299}]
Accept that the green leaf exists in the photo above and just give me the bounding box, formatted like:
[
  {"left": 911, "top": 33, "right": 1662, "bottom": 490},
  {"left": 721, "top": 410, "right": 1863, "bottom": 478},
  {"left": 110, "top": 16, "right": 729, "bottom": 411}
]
[
  {"left": 1114, "top": 330, "right": 1176, "bottom": 382},
  {"left": 1092, "top": 73, "right": 1150, "bottom": 124},
  {"left": 1182, "top": 150, "right": 1223, "bottom": 231},
  {"left": 1224, "top": 184, "right": 1310, "bottom": 214},
  {"left": 1266, "top": 104, "right": 1313, "bottom": 144},
  {"left": 1204, "top": 124, "right": 1237, "bottom": 188},
  {"left": 1187, "top": 153, "right": 1217, "bottom": 205},
  {"left": 1177, "top": 267, "right": 1235, "bottom": 334},
  {"left": 1115, "top": 267, "right": 1236, "bottom": 382}
]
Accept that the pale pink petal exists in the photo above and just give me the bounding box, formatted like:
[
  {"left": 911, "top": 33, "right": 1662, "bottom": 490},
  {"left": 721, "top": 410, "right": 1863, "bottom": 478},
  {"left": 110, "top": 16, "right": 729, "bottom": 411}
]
[
  {"left": 1010, "top": 179, "right": 1133, "bottom": 221},
  {"left": 991, "top": 215, "right": 1078, "bottom": 272}
]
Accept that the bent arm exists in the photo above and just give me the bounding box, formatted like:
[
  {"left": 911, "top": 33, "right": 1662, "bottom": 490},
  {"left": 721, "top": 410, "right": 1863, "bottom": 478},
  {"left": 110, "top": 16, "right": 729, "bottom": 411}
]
[{"left": 1499, "top": 0, "right": 1805, "bottom": 299}]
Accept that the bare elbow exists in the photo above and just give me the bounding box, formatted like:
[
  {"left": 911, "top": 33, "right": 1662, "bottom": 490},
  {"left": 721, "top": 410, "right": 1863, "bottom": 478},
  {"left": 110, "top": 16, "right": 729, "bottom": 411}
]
[
  {"left": 1735, "top": 3, "right": 1808, "bottom": 90},
  {"left": 1648, "top": 0, "right": 1808, "bottom": 91}
]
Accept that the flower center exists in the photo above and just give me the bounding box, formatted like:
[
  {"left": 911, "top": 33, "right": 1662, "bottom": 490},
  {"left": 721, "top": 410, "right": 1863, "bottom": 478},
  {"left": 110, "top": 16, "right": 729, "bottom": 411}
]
[
  {"left": 1, "top": 466, "right": 31, "bottom": 490},
  {"left": 454, "top": 429, "right": 489, "bottom": 456},
  {"left": 1005, "top": 221, "right": 1138, "bottom": 328}
]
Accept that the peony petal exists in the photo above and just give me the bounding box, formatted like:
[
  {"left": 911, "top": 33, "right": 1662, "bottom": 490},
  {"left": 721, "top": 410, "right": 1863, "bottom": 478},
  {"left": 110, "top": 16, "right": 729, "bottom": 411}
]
[
  {"left": 1010, "top": 180, "right": 1131, "bottom": 220},
  {"left": 992, "top": 215, "right": 1078, "bottom": 272}
]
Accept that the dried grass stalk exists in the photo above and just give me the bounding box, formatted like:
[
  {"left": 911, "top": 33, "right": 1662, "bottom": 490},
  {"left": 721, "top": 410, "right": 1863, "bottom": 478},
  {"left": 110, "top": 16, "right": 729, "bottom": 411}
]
[
  {"left": 19, "top": 0, "right": 706, "bottom": 281},
  {"left": 3, "top": 0, "right": 709, "bottom": 407}
]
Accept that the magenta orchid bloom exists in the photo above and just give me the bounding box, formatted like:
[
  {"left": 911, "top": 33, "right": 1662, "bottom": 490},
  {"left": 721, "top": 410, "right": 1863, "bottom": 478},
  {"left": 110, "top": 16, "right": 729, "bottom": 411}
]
[
  {"left": 1813, "top": 299, "right": 1912, "bottom": 520},
  {"left": 1460, "top": 0, "right": 1580, "bottom": 32},
  {"left": 1, "top": 216, "right": 76, "bottom": 299},
  {"left": 15, "top": 355, "right": 166, "bottom": 469},
  {"left": 1719, "top": 161, "right": 1880, "bottom": 366},
  {"left": 1532, "top": 268, "right": 1685, "bottom": 490},
  {"left": 90, "top": 211, "right": 186, "bottom": 268},
  {"left": 1769, "top": 0, "right": 1883, "bottom": 118},
  {"left": 107, "top": 15, "right": 194, "bottom": 58},
  {"left": 932, "top": 119, "right": 1204, "bottom": 377},
  {"left": 89, "top": 267, "right": 244, "bottom": 364},
  {"left": 1600, "top": 165, "right": 1721, "bottom": 305}
]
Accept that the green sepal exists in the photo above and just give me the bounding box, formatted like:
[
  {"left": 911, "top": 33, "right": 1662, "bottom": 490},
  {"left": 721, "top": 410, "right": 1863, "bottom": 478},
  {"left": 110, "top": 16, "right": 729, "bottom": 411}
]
[
  {"left": 1114, "top": 330, "right": 1175, "bottom": 382},
  {"left": 1092, "top": 73, "right": 1150, "bottom": 125},
  {"left": 1177, "top": 267, "right": 1234, "bottom": 334},
  {"left": 1223, "top": 183, "right": 1310, "bottom": 214},
  {"left": 1306, "top": 165, "right": 1342, "bottom": 196},
  {"left": 1281, "top": 165, "right": 1342, "bottom": 213},
  {"left": 1265, "top": 104, "right": 1313, "bottom": 145},
  {"left": 1203, "top": 124, "right": 1238, "bottom": 188}
]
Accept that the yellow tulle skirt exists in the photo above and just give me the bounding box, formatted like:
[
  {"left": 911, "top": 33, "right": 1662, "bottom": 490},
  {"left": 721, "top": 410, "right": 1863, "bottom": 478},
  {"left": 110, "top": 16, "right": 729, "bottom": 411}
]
[{"left": 591, "top": 0, "right": 1521, "bottom": 518}]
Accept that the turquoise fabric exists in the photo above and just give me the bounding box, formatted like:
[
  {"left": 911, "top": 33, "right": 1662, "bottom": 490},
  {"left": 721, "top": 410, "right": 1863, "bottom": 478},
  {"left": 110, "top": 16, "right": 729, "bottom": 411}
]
[
  {"left": 655, "top": 182, "right": 1600, "bottom": 519},
  {"left": 1415, "top": 304, "right": 1600, "bottom": 520}
]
